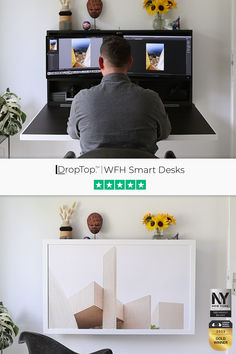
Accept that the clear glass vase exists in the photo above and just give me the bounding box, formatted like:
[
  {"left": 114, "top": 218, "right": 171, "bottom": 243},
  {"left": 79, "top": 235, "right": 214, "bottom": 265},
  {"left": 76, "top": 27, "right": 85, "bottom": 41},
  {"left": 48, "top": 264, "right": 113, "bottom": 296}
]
[
  {"left": 152, "top": 229, "right": 178, "bottom": 239},
  {"left": 153, "top": 13, "right": 165, "bottom": 30},
  {"left": 152, "top": 229, "right": 164, "bottom": 239}
]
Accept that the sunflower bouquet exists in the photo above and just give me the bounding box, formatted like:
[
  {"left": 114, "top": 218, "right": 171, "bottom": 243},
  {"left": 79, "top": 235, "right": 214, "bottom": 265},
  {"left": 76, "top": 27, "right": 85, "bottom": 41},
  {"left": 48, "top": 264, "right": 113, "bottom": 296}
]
[
  {"left": 143, "top": 213, "right": 176, "bottom": 238},
  {"left": 143, "top": 0, "right": 177, "bottom": 16}
]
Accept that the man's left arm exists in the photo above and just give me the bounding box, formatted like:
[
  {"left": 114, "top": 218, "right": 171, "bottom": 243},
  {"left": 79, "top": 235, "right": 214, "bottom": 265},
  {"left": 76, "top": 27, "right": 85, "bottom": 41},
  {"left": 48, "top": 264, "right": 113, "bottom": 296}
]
[{"left": 67, "top": 96, "right": 80, "bottom": 139}]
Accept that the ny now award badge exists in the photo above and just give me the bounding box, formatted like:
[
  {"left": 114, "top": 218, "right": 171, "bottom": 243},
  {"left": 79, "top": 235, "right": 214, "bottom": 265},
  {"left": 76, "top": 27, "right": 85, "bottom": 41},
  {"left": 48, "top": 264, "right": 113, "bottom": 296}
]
[{"left": 210, "top": 289, "right": 231, "bottom": 317}]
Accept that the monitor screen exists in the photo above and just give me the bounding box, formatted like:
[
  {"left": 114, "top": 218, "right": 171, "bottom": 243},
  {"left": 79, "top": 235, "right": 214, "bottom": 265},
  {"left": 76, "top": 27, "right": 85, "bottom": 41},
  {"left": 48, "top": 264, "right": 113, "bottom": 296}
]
[
  {"left": 46, "top": 31, "right": 192, "bottom": 78},
  {"left": 125, "top": 35, "right": 192, "bottom": 76},
  {"left": 47, "top": 37, "right": 102, "bottom": 75}
]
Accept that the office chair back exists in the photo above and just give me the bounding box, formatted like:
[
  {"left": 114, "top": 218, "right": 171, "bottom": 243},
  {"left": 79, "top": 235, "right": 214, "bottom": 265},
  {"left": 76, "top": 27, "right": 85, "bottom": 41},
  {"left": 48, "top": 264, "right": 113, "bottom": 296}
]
[
  {"left": 19, "top": 331, "right": 113, "bottom": 354},
  {"left": 64, "top": 148, "right": 176, "bottom": 158}
]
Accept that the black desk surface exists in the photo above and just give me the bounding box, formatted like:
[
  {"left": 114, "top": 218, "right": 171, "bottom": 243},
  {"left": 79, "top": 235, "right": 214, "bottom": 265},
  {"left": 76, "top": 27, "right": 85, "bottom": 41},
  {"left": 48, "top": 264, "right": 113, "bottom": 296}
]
[{"left": 22, "top": 104, "right": 215, "bottom": 138}]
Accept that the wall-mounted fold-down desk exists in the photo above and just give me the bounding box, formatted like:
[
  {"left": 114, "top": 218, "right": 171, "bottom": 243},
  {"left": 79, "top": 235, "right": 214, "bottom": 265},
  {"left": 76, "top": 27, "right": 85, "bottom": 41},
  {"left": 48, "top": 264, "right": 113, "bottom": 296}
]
[
  {"left": 20, "top": 103, "right": 216, "bottom": 141},
  {"left": 21, "top": 29, "right": 216, "bottom": 142}
]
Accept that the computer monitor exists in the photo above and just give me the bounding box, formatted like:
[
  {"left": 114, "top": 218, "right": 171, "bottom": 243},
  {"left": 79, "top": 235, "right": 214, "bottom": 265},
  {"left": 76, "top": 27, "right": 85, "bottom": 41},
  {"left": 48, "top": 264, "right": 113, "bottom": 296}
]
[
  {"left": 125, "top": 34, "right": 192, "bottom": 77},
  {"left": 46, "top": 30, "right": 192, "bottom": 78},
  {"left": 47, "top": 36, "right": 102, "bottom": 76},
  {"left": 46, "top": 30, "right": 192, "bottom": 105}
]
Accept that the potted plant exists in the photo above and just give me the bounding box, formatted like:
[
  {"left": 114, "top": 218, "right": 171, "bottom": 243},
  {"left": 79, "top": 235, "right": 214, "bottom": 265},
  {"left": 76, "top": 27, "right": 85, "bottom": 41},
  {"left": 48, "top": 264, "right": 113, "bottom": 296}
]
[
  {"left": 143, "top": 0, "right": 178, "bottom": 29},
  {"left": 0, "top": 88, "right": 26, "bottom": 157},
  {"left": 59, "top": 202, "right": 77, "bottom": 239},
  {"left": 59, "top": 0, "right": 72, "bottom": 30},
  {"left": 143, "top": 212, "right": 177, "bottom": 239},
  {"left": 0, "top": 302, "right": 19, "bottom": 354}
]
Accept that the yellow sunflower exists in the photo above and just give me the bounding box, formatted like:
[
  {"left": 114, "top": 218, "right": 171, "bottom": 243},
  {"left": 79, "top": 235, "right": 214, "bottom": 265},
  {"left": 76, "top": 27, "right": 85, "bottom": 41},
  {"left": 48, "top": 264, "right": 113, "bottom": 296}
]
[
  {"left": 142, "top": 213, "right": 153, "bottom": 225},
  {"left": 146, "top": 217, "right": 157, "bottom": 231},
  {"left": 155, "top": 214, "right": 169, "bottom": 230},
  {"left": 156, "top": 0, "right": 169, "bottom": 14},
  {"left": 143, "top": 0, "right": 153, "bottom": 8},
  {"left": 166, "top": 214, "right": 176, "bottom": 225},
  {"left": 167, "top": 0, "right": 177, "bottom": 8},
  {"left": 146, "top": 1, "right": 158, "bottom": 15}
]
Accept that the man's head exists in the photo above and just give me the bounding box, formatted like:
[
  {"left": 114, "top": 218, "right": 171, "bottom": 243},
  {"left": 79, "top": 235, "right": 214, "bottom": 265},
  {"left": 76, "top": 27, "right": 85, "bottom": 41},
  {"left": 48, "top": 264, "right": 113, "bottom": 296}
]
[{"left": 99, "top": 36, "right": 133, "bottom": 75}]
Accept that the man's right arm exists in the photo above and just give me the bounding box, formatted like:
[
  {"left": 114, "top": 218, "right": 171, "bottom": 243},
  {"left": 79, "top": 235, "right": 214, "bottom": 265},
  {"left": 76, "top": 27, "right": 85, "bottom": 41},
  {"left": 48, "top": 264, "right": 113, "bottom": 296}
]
[{"left": 153, "top": 92, "right": 171, "bottom": 141}]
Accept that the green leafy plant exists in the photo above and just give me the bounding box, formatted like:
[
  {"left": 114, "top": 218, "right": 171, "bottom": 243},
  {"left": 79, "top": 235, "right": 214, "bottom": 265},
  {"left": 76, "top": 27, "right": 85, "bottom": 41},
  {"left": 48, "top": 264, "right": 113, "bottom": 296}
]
[
  {"left": 0, "top": 88, "right": 26, "bottom": 136},
  {"left": 151, "top": 324, "right": 160, "bottom": 329},
  {"left": 0, "top": 302, "right": 19, "bottom": 354}
]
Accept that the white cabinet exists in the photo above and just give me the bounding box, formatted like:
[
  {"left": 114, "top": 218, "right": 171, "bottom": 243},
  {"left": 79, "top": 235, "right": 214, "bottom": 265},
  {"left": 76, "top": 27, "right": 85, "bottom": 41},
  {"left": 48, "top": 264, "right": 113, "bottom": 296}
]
[{"left": 43, "top": 239, "right": 196, "bottom": 335}]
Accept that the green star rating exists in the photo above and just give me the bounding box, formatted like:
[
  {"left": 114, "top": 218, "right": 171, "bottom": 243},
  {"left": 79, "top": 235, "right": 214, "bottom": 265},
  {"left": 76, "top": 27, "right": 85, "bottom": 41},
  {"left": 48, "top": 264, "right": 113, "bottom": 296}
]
[
  {"left": 94, "top": 180, "right": 146, "bottom": 191},
  {"left": 105, "top": 180, "right": 115, "bottom": 190},
  {"left": 136, "top": 180, "right": 146, "bottom": 190},
  {"left": 94, "top": 180, "right": 104, "bottom": 190},
  {"left": 115, "top": 180, "right": 125, "bottom": 190},
  {"left": 126, "top": 180, "right": 136, "bottom": 190}
]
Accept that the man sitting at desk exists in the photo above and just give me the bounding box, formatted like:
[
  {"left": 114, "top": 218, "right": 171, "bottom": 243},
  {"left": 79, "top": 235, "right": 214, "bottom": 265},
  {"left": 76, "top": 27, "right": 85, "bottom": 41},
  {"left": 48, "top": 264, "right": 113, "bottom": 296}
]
[{"left": 67, "top": 36, "right": 171, "bottom": 155}]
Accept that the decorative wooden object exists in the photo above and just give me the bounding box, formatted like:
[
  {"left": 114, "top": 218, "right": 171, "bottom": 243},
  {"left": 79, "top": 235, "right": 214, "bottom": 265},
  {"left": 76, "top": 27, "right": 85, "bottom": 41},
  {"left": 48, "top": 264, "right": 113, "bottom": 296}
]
[
  {"left": 87, "top": 212, "right": 103, "bottom": 238},
  {"left": 87, "top": 0, "right": 103, "bottom": 19}
]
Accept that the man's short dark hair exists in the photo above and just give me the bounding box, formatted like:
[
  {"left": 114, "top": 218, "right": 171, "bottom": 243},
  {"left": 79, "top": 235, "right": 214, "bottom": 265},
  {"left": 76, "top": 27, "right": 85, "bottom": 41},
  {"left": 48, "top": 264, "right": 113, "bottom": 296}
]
[{"left": 100, "top": 36, "right": 131, "bottom": 68}]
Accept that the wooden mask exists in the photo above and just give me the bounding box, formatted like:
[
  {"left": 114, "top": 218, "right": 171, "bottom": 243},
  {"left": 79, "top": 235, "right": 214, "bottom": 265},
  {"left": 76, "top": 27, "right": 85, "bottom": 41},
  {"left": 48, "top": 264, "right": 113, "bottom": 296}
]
[
  {"left": 87, "top": 212, "right": 103, "bottom": 234},
  {"left": 87, "top": 0, "right": 103, "bottom": 19}
]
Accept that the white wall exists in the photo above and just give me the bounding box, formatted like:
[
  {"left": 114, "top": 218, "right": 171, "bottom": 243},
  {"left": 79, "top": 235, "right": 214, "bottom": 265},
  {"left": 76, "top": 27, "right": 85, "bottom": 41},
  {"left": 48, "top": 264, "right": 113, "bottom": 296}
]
[
  {"left": 0, "top": 0, "right": 232, "bottom": 157},
  {"left": 229, "top": 197, "right": 236, "bottom": 353},
  {"left": 0, "top": 196, "right": 230, "bottom": 354},
  {"left": 231, "top": 0, "right": 236, "bottom": 156}
]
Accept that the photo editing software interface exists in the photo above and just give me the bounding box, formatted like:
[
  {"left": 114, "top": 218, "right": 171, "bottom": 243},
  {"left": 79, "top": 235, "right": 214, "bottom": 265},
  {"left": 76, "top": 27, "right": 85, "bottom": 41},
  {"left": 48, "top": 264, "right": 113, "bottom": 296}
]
[{"left": 47, "top": 34, "right": 192, "bottom": 77}]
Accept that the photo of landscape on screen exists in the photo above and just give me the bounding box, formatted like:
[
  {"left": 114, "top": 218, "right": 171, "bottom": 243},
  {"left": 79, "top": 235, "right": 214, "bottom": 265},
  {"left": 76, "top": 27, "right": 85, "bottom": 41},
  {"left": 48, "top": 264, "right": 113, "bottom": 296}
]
[
  {"left": 146, "top": 43, "right": 164, "bottom": 71},
  {"left": 72, "top": 38, "right": 91, "bottom": 68},
  {"left": 49, "top": 39, "right": 57, "bottom": 51}
]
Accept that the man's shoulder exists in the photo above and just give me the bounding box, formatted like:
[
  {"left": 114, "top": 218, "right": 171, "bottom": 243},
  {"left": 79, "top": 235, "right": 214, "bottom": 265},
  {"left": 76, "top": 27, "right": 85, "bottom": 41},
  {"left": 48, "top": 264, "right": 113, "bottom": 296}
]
[
  {"left": 73, "top": 83, "right": 102, "bottom": 100},
  {"left": 131, "top": 83, "right": 161, "bottom": 101},
  {"left": 73, "top": 80, "right": 161, "bottom": 103}
]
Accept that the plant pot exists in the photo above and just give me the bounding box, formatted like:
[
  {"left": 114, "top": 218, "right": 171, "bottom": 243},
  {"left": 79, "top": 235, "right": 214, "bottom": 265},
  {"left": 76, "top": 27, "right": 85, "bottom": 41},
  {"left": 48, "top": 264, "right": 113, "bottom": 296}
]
[
  {"left": 59, "top": 10, "right": 72, "bottom": 30},
  {"left": 60, "top": 226, "right": 72, "bottom": 239}
]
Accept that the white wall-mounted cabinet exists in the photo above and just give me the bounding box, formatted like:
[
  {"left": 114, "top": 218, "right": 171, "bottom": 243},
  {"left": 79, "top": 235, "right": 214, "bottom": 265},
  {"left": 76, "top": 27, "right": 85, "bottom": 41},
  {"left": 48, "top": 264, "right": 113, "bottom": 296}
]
[{"left": 43, "top": 239, "right": 196, "bottom": 335}]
